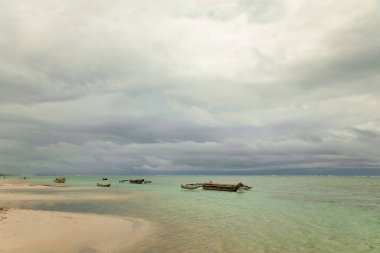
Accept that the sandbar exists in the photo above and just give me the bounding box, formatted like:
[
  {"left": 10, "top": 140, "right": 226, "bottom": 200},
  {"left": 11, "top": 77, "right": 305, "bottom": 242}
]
[
  {"left": 0, "top": 208, "right": 152, "bottom": 253},
  {"left": 0, "top": 182, "right": 144, "bottom": 201},
  {"left": 0, "top": 180, "right": 154, "bottom": 252}
]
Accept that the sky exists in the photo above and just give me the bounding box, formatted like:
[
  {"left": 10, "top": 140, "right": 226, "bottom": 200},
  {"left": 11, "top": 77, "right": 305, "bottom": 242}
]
[{"left": 0, "top": 0, "right": 380, "bottom": 175}]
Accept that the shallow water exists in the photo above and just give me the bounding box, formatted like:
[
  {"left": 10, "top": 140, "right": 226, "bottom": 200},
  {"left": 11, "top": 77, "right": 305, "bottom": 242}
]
[{"left": 2, "top": 176, "right": 380, "bottom": 252}]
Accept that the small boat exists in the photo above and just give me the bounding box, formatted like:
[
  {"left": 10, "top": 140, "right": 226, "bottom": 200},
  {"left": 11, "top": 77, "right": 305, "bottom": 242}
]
[
  {"left": 102, "top": 178, "right": 108, "bottom": 180},
  {"left": 54, "top": 177, "right": 66, "bottom": 183},
  {"left": 129, "top": 179, "right": 144, "bottom": 184},
  {"left": 202, "top": 182, "right": 245, "bottom": 192},
  {"left": 119, "top": 179, "right": 152, "bottom": 184},
  {"left": 129, "top": 179, "right": 152, "bottom": 184},
  {"left": 181, "top": 184, "right": 201, "bottom": 190},
  {"left": 96, "top": 183, "right": 111, "bottom": 187}
]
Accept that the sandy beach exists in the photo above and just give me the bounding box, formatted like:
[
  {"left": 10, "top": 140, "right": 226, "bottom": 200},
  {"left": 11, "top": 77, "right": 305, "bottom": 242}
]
[
  {"left": 0, "top": 182, "right": 144, "bottom": 201},
  {"left": 0, "top": 182, "right": 153, "bottom": 253}
]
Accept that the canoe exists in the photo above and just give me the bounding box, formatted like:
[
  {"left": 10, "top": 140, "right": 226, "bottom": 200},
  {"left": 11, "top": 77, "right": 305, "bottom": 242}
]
[
  {"left": 181, "top": 184, "right": 201, "bottom": 190},
  {"left": 119, "top": 179, "right": 151, "bottom": 184},
  {"left": 96, "top": 183, "right": 111, "bottom": 187},
  {"left": 202, "top": 182, "right": 245, "bottom": 192},
  {"left": 129, "top": 179, "right": 152, "bottom": 184},
  {"left": 129, "top": 179, "right": 144, "bottom": 184}
]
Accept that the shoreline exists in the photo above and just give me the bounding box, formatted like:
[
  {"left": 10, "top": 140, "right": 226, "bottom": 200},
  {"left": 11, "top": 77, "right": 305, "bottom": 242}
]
[
  {"left": 0, "top": 181, "right": 154, "bottom": 253},
  {"left": 0, "top": 208, "right": 153, "bottom": 253},
  {"left": 0, "top": 181, "right": 145, "bottom": 201}
]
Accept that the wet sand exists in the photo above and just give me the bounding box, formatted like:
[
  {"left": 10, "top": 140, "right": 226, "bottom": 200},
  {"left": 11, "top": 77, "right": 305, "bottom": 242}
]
[
  {"left": 0, "top": 182, "right": 153, "bottom": 253},
  {"left": 0, "top": 182, "right": 142, "bottom": 201}
]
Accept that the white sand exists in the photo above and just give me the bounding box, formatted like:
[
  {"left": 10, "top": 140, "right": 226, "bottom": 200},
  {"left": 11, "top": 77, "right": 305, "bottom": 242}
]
[
  {"left": 0, "top": 182, "right": 143, "bottom": 201},
  {"left": 0, "top": 208, "right": 153, "bottom": 253},
  {"left": 0, "top": 183, "right": 53, "bottom": 190},
  {"left": 0, "top": 181, "right": 154, "bottom": 252}
]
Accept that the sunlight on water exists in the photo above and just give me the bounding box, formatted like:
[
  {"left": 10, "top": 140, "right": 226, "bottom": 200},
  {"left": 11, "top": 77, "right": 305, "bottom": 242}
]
[{"left": 3, "top": 176, "right": 380, "bottom": 252}]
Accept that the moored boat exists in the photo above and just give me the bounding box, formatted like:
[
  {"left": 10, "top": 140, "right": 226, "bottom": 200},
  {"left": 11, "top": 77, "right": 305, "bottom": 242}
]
[
  {"left": 54, "top": 177, "right": 66, "bottom": 183},
  {"left": 129, "top": 179, "right": 144, "bottom": 184},
  {"left": 181, "top": 184, "right": 201, "bottom": 190},
  {"left": 202, "top": 182, "right": 245, "bottom": 192},
  {"left": 96, "top": 183, "right": 111, "bottom": 187},
  {"left": 128, "top": 179, "right": 152, "bottom": 184}
]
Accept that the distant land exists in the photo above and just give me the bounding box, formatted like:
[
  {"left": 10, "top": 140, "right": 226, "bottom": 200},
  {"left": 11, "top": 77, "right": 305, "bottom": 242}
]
[
  {"left": 120, "top": 168, "right": 380, "bottom": 176},
  {"left": 235, "top": 168, "right": 380, "bottom": 176},
  {"left": 151, "top": 168, "right": 380, "bottom": 176}
]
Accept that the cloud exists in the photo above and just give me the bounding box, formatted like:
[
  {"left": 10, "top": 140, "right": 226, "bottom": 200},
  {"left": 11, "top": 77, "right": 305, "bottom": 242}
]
[{"left": 0, "top": 0, "right": 379, "bottom": 174}]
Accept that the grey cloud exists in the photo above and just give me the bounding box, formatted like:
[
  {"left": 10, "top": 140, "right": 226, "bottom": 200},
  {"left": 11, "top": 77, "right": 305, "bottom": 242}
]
[
  {"left": 0, "top": 0, "right": 379, "bottom": 175},
  {"left": 1, "top": 110, "right": 270, "bottom": 146},
  {"left": 2, "top": 118, "right": 380, "bottom": 174},
  {"left": 289, "top": 44, "right": 380, "bottom": 91},
  {"left": 0, "top": 0, "right": 178, "bottom": 105},
  {"left": 287, "top": 13, "right": 380, "bottom": 90}
]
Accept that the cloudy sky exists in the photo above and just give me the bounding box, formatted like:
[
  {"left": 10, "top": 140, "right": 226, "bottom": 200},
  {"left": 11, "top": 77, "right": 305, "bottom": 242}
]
[{"left": 1, "top": 0, "right": 380, "bottom": 175}]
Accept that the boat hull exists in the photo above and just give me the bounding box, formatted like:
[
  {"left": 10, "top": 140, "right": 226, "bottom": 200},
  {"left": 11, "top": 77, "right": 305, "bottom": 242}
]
[
  {"left": 181, "top": 184, "right": 201, "bottom": 190},
  {"left": 202, "top": 183, "right": 244, "bottom": 192},
  {"left": 129, "top": 180, "right": 144, "bottom": 184},
  {"left": 96, "top": 183, "right": 111, "bottom": 187},
  {"left": 128, "top": 179, "right": 151, "bottom": 184}
]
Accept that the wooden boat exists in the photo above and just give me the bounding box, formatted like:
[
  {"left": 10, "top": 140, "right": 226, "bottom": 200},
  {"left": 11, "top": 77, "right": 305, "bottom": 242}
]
[
  {"left": 54, "top": 177, "right": 66, "bottom": 183},
  {"left": 128, "top": 179, "right": 152, "bottom": 184},
  {"left": 202, "top": 182, "right": 245, "bottom": 192},
  {"left": 129, "top": 179, "right": 144, "bottom": 184},
  {"left": 102, "top": 178, "right": 108, "bottom": 180},
  {"left": 181, "top": 184, "right": 201, "bottom": 190},
  {"left": 96, "top": 183, "right": 111, "bottom": 187}
]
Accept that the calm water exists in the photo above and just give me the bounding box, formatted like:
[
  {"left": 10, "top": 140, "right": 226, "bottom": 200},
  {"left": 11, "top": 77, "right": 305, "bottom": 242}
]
[{"left": 2, "top": 176, "right": 380, "bottom": 253}]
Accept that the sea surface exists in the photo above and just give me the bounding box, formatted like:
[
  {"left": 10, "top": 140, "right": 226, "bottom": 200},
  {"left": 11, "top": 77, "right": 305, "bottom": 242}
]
[{"left": 2, "top": 176, "right": 380, "bottom": 253}]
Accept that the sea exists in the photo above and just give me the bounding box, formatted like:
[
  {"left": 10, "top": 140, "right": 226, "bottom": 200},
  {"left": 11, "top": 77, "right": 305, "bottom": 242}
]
[{"left": 2, "top": 175, "right": 380, "bottom": 253}]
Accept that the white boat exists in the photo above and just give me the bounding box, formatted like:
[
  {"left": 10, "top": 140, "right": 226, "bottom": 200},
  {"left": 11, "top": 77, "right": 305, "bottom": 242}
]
[{"left": 180, "top": 184, "right": 201, "bottom": 190}]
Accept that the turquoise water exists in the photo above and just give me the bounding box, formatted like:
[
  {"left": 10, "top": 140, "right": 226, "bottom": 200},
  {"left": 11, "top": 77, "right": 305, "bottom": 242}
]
[{"left": 2, "top": 176, "right": 380, "bottom": 252}]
